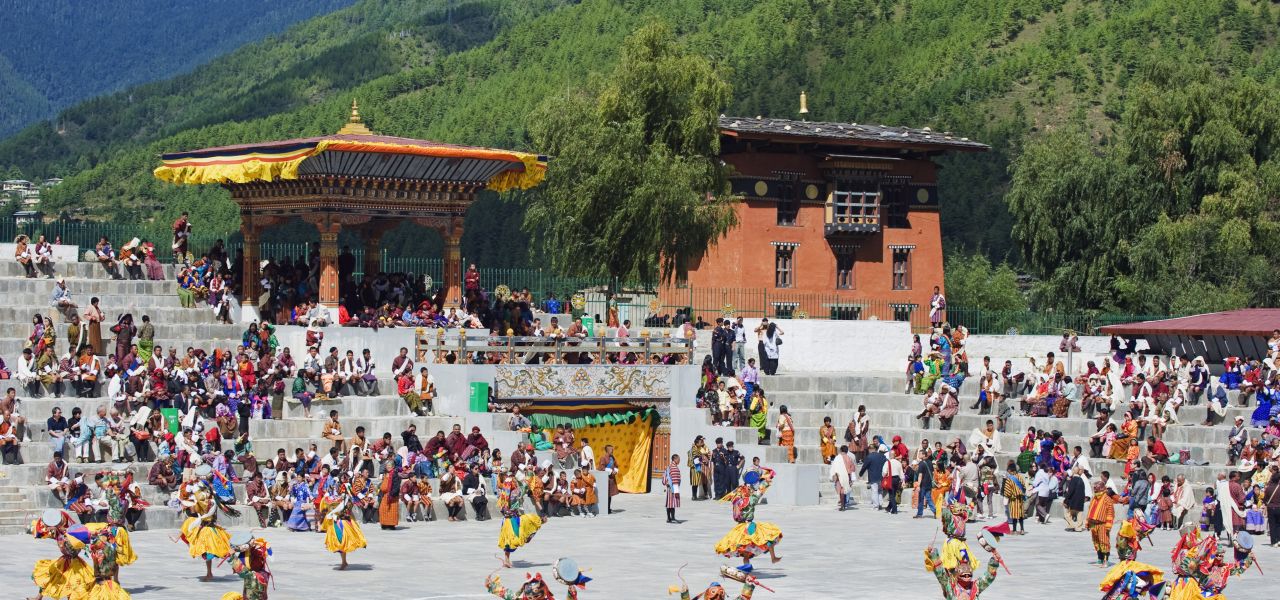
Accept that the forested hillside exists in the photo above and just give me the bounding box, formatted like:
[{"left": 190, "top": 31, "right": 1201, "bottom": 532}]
[
  {"left": 0, "top": 0, "right": 360, "bottom": 138},
  {"left": 3, "top": 0, "right": 1280, "bottom": 308}
]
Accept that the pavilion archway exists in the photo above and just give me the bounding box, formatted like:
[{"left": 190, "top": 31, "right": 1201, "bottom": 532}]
[{"left": 154, "top": 100, "right": 546, "bottom": 321}]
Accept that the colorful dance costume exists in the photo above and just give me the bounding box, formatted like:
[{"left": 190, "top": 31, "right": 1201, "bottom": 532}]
[
  {"left": 223, "top": 534, "right": 273, "bottom": 600},
  {"left": 1088, "top": 486, "right": 1125, "bottom": 564},
  {"left": 321, "top": 487, "right": 368, "bottom": 555},
  {"left": 485, "top": 571, "right": 578, "bottom": 600},
  {"left": 86, "top": 526, "right": 131, "bottom": 600},
  {"left": 88, "top": 471, "right": 136, "bottom": 568},
  {"left": 180, "top": 471, "right": 239, "bottom": 561},
  {"left": 923, "top": 501, "right": 1003, "bottom": 600},
  {"left": 670, "top": 566, "right": 761, "bottom": 600},
  {"left": 497, "top": 477, "right": 544, "bottom": 556},
  {"left": 1165, "top": 529, "right": 1254, "bottom": 600},
  {"left": 713, "top": 468, "right": 782, "bottom": 568},
  {"left": 32, "top": 522, "right": 93, "bottom": 600},
  {"left": 1098, "top": 515, "right": 1163, "bottom": 599}
]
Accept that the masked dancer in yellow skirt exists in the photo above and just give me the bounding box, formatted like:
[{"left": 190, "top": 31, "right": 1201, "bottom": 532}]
[
  {"left": 221, "top": 531, "right": 273, "bottom": 600},
  {"left": 85, "top": 524, "right": 131, "bottom": 600},
  {"left": 86, "top": 471, "right": 136, "bottom": 578},
  {"left": 1097, "top": 514, "right": 1163, "bottom": 599},
  {"left": 30, "top": 512, "right": 93, "bottom": 600},
  {"left": 180, "top": 464, "right": 239, "bottom": 581},
  {"left": 497, "top": 470, "right": 544, "bottom": 568},
  {"left": 321, "top": 478, "right": 368, "bottom": 570},
  {"left": 1165, "top": 527, "right": 1256, "bottom": 600},
  {"left": 714, "top": 467, "right": 782, "bottom": 573}
]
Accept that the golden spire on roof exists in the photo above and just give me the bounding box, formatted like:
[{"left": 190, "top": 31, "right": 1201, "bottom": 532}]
[{"left": 337, "top": 99, "right": 373, "bottom": 135}]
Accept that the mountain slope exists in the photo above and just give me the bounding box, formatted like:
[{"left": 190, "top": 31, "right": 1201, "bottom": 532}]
[
  {"left": 0, "top": 0, "right": 360, "bottom": 137},
  {"left": 5, "top": 0, "right": 1280, "bottom": 268}
]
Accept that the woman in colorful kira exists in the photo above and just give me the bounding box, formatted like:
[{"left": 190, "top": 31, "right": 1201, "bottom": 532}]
[
  {"left": 713, "top": 468, "right": 782, "bottom": 573},
  {"left": 221, "top": 531, "right": 272, "bottom": 600},
  {"left": 179, "top": 464, "right": 239, "bottom": 581},
  {"left": 320, "top": 479, "right": 368, "bottom": 570},
  {"left": 497, "top": 471, "right": 544, "bottom": 568}
]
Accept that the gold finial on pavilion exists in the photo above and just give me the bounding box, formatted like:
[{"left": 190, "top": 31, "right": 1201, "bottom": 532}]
[
  {"left": 337, "top": 99, "right": 373, "bottom": 135},
  {"left": 799, "top": 91, "right": 809, "bottom": 119}
]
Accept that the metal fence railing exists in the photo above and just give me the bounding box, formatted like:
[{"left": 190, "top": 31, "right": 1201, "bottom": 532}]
[
  {"left": 0, "top": 222, "right": 1181, "bottom": 332},
  {"left": 1, "top": 220, "right": 236, "bottom": 262},
  {"left": 258, "top": 244, "right": 445, "bottom": 281},
  {"left": 943, "top": 308, "right": 1182, "bottom": 336},
  {"left": 469, "top": 266, "right": 615, "bottom": 304},
  {"left": 646, "top": 287, "right": 936, "bottom": 330}
]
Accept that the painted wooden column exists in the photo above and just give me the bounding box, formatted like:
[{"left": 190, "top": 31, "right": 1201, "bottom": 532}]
[
  {"left": 358, "top": 219, "right": 397, "bottom": 280},
  {"left": 362, "top": 230, "right": 383, "bottom": 279},
  {"left": 442, "top": 218, "right": 464, "bottom": 307},
  {"left": 316, "top": 220, "right": 342, "bottom": 309},
  {"left": 240, "top": 216, "right": 262, "bottom": 322}
]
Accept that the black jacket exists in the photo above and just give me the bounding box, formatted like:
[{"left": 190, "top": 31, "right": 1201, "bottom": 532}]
[
  {"left": 916, "top": 459, "right": 934, "bottom": 491},
  {"left": 1063, "top": 475, "right": 1088, "bottom": 511},
  {"left": 859, "top": 451, "right": 887, "bottom": 483}
]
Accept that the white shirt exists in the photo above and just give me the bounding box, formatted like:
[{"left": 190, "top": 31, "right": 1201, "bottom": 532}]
[
  {"left": 1073, "top": 454, "right": 1093, "bottom": 477},
  {"left": 829, "top": 453, "right": 853, "bottom": 488},
  {"left": 580, "top": 445, "right": 595, "bottom": 469},
  {"left": 968, "top": 427, "right": 1002, "bottom": 455},
  {"left": 16, "top": 356, "right": 36, "bottom": 381}
]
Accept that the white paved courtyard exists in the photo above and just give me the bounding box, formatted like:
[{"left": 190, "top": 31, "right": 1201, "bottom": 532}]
[{"left": 5, "top": 493, "right": 1273, "bottom": 599}]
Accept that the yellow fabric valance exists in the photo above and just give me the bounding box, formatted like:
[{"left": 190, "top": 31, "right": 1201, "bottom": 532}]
[{"left": 153, "top": 138, "right": 546, "bottom": 191}]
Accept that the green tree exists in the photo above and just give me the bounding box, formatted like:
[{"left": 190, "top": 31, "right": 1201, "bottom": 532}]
[
  {"left": 1008, "top": 62, "right": 1280, "bottom": 312},
  {"left": 943, "top": 252, "right": 1027, "bottom": 311},
  {"left": 523, "top": 21, "right": 737, "bottom": 293}
]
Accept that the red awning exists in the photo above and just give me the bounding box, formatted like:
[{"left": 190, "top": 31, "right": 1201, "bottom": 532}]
[{"left": 1099, "top": 308, "right": 1280, "bottom": 337}]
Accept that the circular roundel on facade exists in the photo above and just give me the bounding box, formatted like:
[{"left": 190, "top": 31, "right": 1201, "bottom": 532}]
[
  {"left": 754, "top": 181, "right": 768, "bottom": 196},
  {"left": 805, "top": 184, "right": 819, "bottom": 200},
  {"left": 916, "top": 188, "right": 931, "bottom": 204}
]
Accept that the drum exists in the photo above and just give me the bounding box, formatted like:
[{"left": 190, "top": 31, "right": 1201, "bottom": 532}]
[
  {"left": 554, "top": 557, "right": 591, "bottom": 586},
  {"left": 978, "top": 530, "right": 999, "bottom": 553},
  {"left": 719, "top": 565, "right": 749, "bottom": 583},
  {"left": 41, "top": 508, "right": 65, "bottom": 528},
  {"left": 1235, "top": 531, "right": 1254, "bottom": 551},
  {"left": 230, "top": 531, "right": 254, "bottom": 549}
]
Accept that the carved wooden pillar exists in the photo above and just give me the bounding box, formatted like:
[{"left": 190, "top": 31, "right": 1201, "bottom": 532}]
[
  {"left": 240, "top": 217, "right": 262, "bottom": 319},
  {"left": 650, "top": 423, "right": 671, "bottom": 486},
  {"left": 362, "top": 229, "right": 383, "bottom": 279},
  {"left": 442, "top": 218, "right": 464, "bottom": 308},
  {"left": 315, "top": 220, "right": 342, "bottom": 308}
]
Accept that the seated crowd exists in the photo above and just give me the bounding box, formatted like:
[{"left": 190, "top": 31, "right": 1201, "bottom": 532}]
[{"left": 897, "top": 324, "right": 1280, "bottom": 524}]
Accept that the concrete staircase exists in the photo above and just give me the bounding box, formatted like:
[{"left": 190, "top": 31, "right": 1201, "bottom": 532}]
[
  {"left": 3, "top": 383, "right": 540, "bottom": 534},
  {"left": 736, "top": 372, "right": 1256, "bottom": 506},
  {"left": 0, "top": 260, "right": 244, "bottom": 360},
  {"left": 0, "top": 258, "right": 504, "bottom": 534}
]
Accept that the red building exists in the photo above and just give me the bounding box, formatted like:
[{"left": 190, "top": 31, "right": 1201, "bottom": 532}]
[{"left": 658, "top": 114, "right": 988, "bottom": 328}]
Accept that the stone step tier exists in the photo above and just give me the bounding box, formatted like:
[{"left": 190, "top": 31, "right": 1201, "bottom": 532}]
[
  {"left": 740, "top": 372, "right": 1259, "bottom": 498},
  {"left": 0, "top": 261, "right": 185, "bottom": 280}
]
